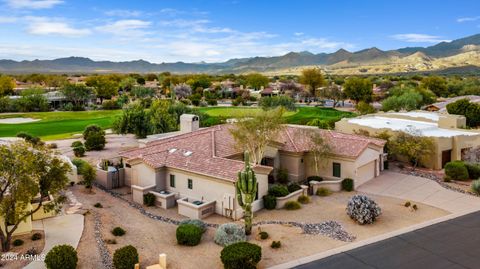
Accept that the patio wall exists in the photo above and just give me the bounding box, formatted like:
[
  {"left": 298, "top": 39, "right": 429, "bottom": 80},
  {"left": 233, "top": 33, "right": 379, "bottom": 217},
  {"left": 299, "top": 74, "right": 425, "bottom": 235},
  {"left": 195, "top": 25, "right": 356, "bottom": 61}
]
[
  {"left": 310, "top": 179, "right": 342, "bottom": 194},
  {"left": 177, "top": 197, "right": 216, "bottom": 219},
  {"left": 150, "top": 190, "right": 177, "bottom": 209},
  {"left": 96, "top": 168, "right": 125, "bottom": 190},
  {"left": 131, "top": 184, "right": 156, "bottom": 204},
  {"left": 275, "top": 185, "right": 308, "bottom": 209}
]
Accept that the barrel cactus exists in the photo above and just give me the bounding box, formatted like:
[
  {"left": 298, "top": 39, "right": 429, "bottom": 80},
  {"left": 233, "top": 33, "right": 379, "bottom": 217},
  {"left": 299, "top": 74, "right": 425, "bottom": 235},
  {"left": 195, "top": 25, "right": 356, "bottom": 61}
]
[
  {"left": 346, "top": 195, "right": 381, "bottom": 224},
  {"left": 236, "top": 152, "right": 257, "bottom": 235}
]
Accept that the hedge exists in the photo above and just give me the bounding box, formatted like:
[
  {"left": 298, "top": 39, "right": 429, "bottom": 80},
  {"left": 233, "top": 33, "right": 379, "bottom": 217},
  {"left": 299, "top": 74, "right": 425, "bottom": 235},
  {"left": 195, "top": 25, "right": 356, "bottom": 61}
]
[
  {"left": 220, "top": 242, "right": 262, "bottom": 269},
  {"left": 45, "top": 245, "right": 78, "bottom": 269},
  {"left": 445, "top": 161, "right": 469, "bottom": 181},
  {"left": 176, "top": 224, "right": 203, "bottom": 246},
  {"left": 113, "top": 245, "right": 139, "bottom": 269}
]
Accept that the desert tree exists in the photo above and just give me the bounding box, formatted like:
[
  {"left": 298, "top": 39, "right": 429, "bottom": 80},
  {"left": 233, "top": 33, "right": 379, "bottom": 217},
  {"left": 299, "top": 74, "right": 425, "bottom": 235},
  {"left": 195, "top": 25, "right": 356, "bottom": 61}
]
[
  {"left": 0, "top": 75, "right": 15, "bottom": 97},
  {"left": 0, "top": 142, "right": 70, "bottom": 251},
  {"left": 343, "top": 77, "right": 373, "bottom": 104},
  {"left": 245, "top": 73, "right": 269, "bottom": 90},
  {"left": 61, "top": 84, "right": 92, "bottom": 109},
  {"left": 299, "top": 68, "right": 324, "bottom": 99},
  {"left": 305, "top": 129, "right": 331, "bottom": 176},
  {"left": 174, "top": 83, "right": 192, "bottom": 99},
  {"left": 390, "top": 129, "right": 435, "bottom": 170}
]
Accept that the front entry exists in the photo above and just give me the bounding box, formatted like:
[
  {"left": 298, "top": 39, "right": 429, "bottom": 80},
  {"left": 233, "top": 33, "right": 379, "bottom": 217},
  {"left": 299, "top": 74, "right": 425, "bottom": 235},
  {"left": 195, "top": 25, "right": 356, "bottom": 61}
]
[{"left": 441, "top": 150, "right": 452, "bottom": 168}]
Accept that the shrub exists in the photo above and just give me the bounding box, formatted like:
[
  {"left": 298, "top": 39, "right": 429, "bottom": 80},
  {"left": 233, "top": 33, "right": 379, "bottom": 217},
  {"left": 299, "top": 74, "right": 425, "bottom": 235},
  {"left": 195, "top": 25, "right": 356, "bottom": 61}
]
[
  {"left": 412, "top": 204, "right": 418, "bottom": 211},
  {"left": 94, "top": 202, "right": 103, "bottom": 208},
  {"left": 111, "top": 227, "right": 126, "bottom": 236},
  {"left": 271, "top": 241, "right": 281, "bottom": 249},
  {"left": 31, "top": 232, "right": 42, "bottom": 241},
  {"left": 102, "top": 100, "right": 120, "bottom": 110},
  {"left": 26, "top": 247, "right": 37, "bottom": 256},
  {"left": 47, "top": 143, "right": 58, "bottom": 149},
  {"left": 263, "top": 195, "right": 277, "bottom": 210},
  {"left": 13, "top": 239, "right": 23, "bottom": 246},
  {"left": 113, "top": 245, "right": 139, "bottom": 269},
  {"left": 73, "top": 146, "right": 85, "bottom": 157},
  {"left": 105, "top": 239, "right": 117, "bottom": 244},
  {"left": 45, "top": 244, "right": 78, "bottom": 269},
  {"left": 444, "top": 161, "right": 469, "bottom": 181},
  {"left": 342, "top": 178, "right": 354, "bottom": 191},
  {"left": 316, "top": 187, "right": 332, "bottom": 197},
  {"left": 220, "top": 242, "right": 262, "bottom": 269},
  {"left": 71, "top": 141, "right": 83, "bottom": 148},
  {"left": 404, "top": 201, "right": 411, "bottom": 207},
  {"left": 259, "top": 231, "right": 269, "bottom": 240},
  {"left": 71, "top": 158, "right": 88, "bottom": 174},
  {"left": 143, "top": 193, "right": 155, "bottom": 206},
  {"left": 297, "top": 195, "right": 310, "bottom": 204},
  {"left": 259, "top": 96, "right": 296, "bottom": 111},
  {"left": 207, "top": 99, "right": 218, "bottom": 106},
  {"left": 307, "top": 176, "right": 323, "bottom": 183},
  {"left": 471, "top": 179, "right": 480, "bottom": 194},
  {"left": 179, "top": 219, "right": 207, "bottom": 233},
  {"left": 268, "top": 185, "right": 289, "bottom": 197},
  {"left": 346, "top": 195, "right": 382, "bottom": 224},
  {"left": 465, "top": 163, "right": 480, "bottom": 180},
  {"left": 83, "top": 124, "right": 106, "bottom": 151},
  {"left": 284, "top": 201, "right": 301, "bottom": 210},
  {"left": 276, "top": 168, "right": 289, "bottom": 184},
  {"left": 287, "top": 183, "right": 301, "bottom": 193},
  {"left": 214, "top": 223, "right": 246, "bottom": 246},
  {"left": 176, "top": 224, "right": 203, "bottom": 246}
]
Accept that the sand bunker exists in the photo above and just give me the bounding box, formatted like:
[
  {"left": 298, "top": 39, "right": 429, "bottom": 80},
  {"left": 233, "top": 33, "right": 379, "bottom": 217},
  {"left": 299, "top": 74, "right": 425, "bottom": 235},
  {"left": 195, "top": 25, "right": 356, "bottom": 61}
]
[{"left": 0, "top": 117, "right": 40, "bottom": 124}]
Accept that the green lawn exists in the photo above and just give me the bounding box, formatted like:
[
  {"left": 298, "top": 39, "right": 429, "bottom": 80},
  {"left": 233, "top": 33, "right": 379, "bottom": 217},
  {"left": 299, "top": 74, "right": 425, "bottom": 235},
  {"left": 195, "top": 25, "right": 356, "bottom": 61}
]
[
  {"left": 199, "top": 106, "right": 354, "bottom": 125},
  {"left": 0, "top": 110, "right": 121, "bottom": 140}
]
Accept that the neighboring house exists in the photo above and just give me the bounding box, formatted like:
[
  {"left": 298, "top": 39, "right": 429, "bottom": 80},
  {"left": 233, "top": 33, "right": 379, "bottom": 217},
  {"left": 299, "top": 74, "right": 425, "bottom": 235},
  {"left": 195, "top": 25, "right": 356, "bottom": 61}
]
[
  {"left": 119, "top": 114, "right": 385, "bottom": 220},
  {"left": 336, "top": 111, "right": 480, "bottom": 169},
  {"left": 424, "top": 95, "right": 480, "bottom": 112}
]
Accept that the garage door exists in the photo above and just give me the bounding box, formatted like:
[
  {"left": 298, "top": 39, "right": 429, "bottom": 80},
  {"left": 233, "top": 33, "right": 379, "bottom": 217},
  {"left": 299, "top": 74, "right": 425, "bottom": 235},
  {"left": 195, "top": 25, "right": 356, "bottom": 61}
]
[{"left": 356, "top": 161, "right": 375, "bottom": 187}]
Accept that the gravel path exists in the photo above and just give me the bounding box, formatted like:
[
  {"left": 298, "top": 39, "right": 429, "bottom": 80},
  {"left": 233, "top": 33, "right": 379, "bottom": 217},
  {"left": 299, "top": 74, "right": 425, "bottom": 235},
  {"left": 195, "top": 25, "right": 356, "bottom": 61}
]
[{"left": 93, "top": 212, "right": 114, "bottom": 269}]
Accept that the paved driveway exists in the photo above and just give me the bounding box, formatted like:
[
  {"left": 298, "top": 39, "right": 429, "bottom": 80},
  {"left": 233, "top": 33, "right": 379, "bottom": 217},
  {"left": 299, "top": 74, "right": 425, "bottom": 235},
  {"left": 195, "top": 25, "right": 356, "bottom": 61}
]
[
  {"left": 294, "top": 211, "right": 480, "bottom": 269},
  {"left": 25, "top": 214, "right": 84, "bottom": 269},
  {"left": 358, "top": 171, "right": 480, "bottom": 213}
]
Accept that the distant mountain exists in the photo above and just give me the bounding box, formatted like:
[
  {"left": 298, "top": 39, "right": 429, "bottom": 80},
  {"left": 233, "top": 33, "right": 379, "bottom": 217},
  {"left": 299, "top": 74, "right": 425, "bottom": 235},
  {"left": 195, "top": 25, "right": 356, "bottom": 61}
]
[{"left": 1, "top": 33, "right": 480, "bottom": 75}]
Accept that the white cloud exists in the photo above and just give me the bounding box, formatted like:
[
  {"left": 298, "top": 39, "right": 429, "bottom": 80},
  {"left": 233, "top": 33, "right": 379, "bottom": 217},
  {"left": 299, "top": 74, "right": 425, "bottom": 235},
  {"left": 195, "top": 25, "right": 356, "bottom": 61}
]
[
  {"left": 391, "top": 33, "right": 451, "bottom": 43},
  {"left": 105, "top": 9, "right": 142, "bottom": 17},
  {"left": 294, "top": 32, "right": 304, "bottom": 36},
  {"left": 96, "top": 19, "right": 152, "bottom": 37},
  {"left": 4, "top": 0, "right": 63, "bottom": 9},
  {"left": 25, "top": 17, "right": 91, "bottom": 37},
  {"left": 0, "top": 16, "right": 17, "bottom": 23},
  {"left": 457, "top": 16, "right": 480, "bottom": 22}
]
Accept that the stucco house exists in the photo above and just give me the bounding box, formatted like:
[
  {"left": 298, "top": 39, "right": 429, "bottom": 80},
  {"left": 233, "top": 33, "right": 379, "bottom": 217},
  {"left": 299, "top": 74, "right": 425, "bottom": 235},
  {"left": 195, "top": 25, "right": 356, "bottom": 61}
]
[
  {"left": 335, "top": 111, "right": 480, "bottom": 169},
  {"left": 119, "top": 115, "right": 385, "bottom": 220}
]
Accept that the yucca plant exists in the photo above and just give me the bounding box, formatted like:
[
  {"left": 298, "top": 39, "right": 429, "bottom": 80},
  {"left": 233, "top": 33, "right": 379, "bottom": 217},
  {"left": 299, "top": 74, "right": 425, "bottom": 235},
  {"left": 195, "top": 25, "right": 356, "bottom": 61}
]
[{"left": 235, "top": 152, "right": 257, "bottom": 235}]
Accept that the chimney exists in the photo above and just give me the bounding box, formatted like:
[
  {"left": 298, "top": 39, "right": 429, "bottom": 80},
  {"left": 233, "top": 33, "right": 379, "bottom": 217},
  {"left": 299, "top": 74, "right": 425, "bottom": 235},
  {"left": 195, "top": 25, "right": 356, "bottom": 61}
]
[{"left": 180, "top": 114, "right": 200, "bottom": 133}]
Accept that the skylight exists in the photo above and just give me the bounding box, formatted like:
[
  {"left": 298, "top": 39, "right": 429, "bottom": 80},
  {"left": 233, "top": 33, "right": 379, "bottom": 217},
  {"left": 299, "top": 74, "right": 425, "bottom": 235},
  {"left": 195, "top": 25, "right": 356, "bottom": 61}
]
[
  {"left": 183, "top": 151, "right": 193, "bottom": 157},
  {"left": 168, "top": 148, "right": 177, "bottom": 153}
]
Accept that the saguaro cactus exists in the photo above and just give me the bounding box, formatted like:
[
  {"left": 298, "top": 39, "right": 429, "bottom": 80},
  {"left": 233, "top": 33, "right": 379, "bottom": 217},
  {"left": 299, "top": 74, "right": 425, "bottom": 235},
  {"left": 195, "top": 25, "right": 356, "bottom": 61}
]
[{"left": 235, "top": 152, "right": 257, "bottom": 235}]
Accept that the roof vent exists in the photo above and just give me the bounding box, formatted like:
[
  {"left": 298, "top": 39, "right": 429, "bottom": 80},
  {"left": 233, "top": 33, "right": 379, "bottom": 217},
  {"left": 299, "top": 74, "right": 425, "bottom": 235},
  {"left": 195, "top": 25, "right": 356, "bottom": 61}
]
[
  {"left": 168, "top": 148, "right": 177, "bottom": 153},
  {"left": 183, "top": 151, "right": 193, "bottom": 157}
]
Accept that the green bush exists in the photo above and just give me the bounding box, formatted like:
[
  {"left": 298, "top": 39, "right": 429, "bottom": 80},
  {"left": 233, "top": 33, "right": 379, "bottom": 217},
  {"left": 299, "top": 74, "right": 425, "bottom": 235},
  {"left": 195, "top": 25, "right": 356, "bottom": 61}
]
[
  {"left": 466, "top": 163, "right": 480, "bottom": 180},
  {"left": 220, "top": 242, "right": 262, "bottom": 269},
  {"left": 13, "top": 239, "right": 24, "bottom": 246},
  {"left": 94, "top": 202, "right": 103, "bottom": 208},
  {"left": 71, "top": 141, "right": 83, "bottom": 148},
  {"left": 71, "top": 158, "right": 88, "bottom": 174},
  {"left": 31, "top": 232, "right": 42, "bottom": 241},
  {"left": 287, "top": 183, "right": 301, "bottom": 193},
  {"left": 471, "top": 179, "right": 480, "bottom": 194},
  {"left": 307, "top": 176, "right": 323, "bottom": 183},
  {"left": 284, "top": 201, "right": 301, "bottom": 210},
  {"left": 111, "top": 227, "right": 126, "bottom": 236},
  {"left": 113, "top": 245, "right": 139, "bottom": 269},
  {"left": 444, "top": 161, "right": 469, "bottom": 181},
  {"left": 276, "top": 168, "right": 289, "bottom": 184},
  {"left": 73, "top": 146, "right": 85, "bottom": 157},
  {"left": 176, "top": 224, "right": 203, "bottom": 246},
  {"left": 297, "top": 195, "right": 310, "bottom": 204},
  {"left": 102, "top": 100, "right": 120, "bottom": 110},
  {"left": 259, "top": 231, "right": 269, "bottom": 240},
  {"left": 342, "top": 178, "right": 354, "bottom": 191},
  {"left": 268, "top": 185, "right": 289, "bottom": 197},
  {"left": 143, "top": 193, "right": 155, "bottom": 206},
  {"left": 316, "top": 187, "right": 332, "bottom": 197},
  {"left": 45, "top": 244, "right": 78, "bottom": 269},
  {"left": 179, "top": 219, "right": 207, "bottom": 233},
  {"left": 271, "top": 241, "right": 281, "bottom": 249},
  {"left": 262, "top": 195, "right": 277, "bottom": 210},
  {"left": 83, "top": 124, "right": 106, "bottom": 151}
]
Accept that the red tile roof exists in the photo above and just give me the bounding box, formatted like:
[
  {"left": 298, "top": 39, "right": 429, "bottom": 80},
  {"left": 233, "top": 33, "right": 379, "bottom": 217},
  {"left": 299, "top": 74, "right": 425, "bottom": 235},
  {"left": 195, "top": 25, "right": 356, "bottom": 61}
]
[{"left": 120, "top": 124, "right": 385, "bottom": 182}]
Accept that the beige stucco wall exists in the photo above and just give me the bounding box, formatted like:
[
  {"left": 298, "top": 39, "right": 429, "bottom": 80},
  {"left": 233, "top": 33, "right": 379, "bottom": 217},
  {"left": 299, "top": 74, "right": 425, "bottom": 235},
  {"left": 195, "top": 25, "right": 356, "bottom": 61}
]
[{"left": 0, "top": 204, "right": 33, "bottom": 236}]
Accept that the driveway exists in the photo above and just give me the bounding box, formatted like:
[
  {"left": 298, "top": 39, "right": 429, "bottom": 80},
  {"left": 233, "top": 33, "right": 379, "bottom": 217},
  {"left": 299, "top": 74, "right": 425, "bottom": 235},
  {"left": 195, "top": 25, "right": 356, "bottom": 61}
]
[
  {"left": 358, "top": 171, "right": 480, "bottom": 213},
  {"left": 24, "top": 214, "right": 84, "bottom": 269},
  {"left": 294, "top": 210, "right": 480, "bottom": 269}
]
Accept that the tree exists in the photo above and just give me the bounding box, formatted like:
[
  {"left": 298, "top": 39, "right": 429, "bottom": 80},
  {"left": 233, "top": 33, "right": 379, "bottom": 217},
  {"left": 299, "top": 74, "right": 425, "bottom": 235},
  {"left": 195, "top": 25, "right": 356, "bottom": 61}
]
[
  {"left": 390, "top": 132, "right": 435, "bottom": 169},
  {"left": 112, "top": 101, "right": 150, "bottom": 138},
  {"left": 447, "top": 98, "right": 480, "bottom": 127},
  {"left": 85, "top": 76, "right": 118, "bottom": 103},
  {"left": 0, "top": 75, "right": 15, "bottom": 96},
  {"left": 119, "top": 77, "right": 137, "bottom": 91},
  {"left": 15, "top": 87, "right": 49, "bottom": 112},
  {"left": 83, "top": 125, "right": 106, "bottom": 151},
  {"left": 321, "top": 84, "right": 344, "bottom": 107},
  {"left": 80, "top": 162, "right": 96, "bottom": 191},
  {"left": 235, "top": 152, "right": 257, "bottom": 235},
  {"left": 422, "top": 76, "right": 447, "bottom": 97},
  {"left": 148, "top": 100, "right": 177, "bottom": 134},
  {"left": 187, "top": 75, "right": 212, "bottom": 93},
  {"left": 299, "top": 68, "right": 324, "bottom": 99},
  {"left": 174, "top": 83, "right": 192, "bottom": 99},
  {"left": 130, "top": 86, "right": 155, "bottom": 99},
  {"left": 381, "top": 90, "right": 423, "bottom": 112},
  {"left": 61, "top": 84, "right": 92, "bottom": 109},
  {"left": 0, "top": 142, "right": 70, "bottom": 251},
  {"left": 305, "top": 130, "right": 331, "bottom": 176},
  {"left": 245, "top": 73, "right": 269, "bottom": 90},
  {"left": 343, "top": 77, "right": 373, "bottom": 103},
  {"left": 229, "top": 108, "right": 284, "bottom": 165}
]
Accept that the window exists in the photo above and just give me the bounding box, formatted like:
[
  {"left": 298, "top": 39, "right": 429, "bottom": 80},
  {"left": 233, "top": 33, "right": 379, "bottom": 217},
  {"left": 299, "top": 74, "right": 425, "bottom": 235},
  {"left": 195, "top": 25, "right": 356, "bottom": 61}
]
[
  {"left": 169, "top": 174, "right": 175, "bottom": 188},
  {"left": 333, "top": 162, "right": 341, "bottom": 178},
  {"left": 188, "top": 179, "right": 193, "bottom": 189}
]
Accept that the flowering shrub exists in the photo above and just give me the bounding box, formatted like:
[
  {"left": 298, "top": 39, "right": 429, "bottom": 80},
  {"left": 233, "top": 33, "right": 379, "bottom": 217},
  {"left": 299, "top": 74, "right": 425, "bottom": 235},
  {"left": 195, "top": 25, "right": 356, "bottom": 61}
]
[{"left": 346, "top": 195, "right": 381, "bottom": 224}]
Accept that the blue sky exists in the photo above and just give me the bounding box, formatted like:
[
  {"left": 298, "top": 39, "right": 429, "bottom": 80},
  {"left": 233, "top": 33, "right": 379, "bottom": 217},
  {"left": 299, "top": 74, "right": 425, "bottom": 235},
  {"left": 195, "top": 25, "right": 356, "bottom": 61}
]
[{"left": 0, "top": 0, "right": 479, "bottom": 63}]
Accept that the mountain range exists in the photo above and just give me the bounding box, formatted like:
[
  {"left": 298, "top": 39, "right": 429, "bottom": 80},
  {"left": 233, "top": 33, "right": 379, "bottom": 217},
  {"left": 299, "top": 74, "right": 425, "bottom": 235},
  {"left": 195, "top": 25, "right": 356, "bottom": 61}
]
[{"left": 1, "top": 34, "right": 480, "bottom": 75}]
